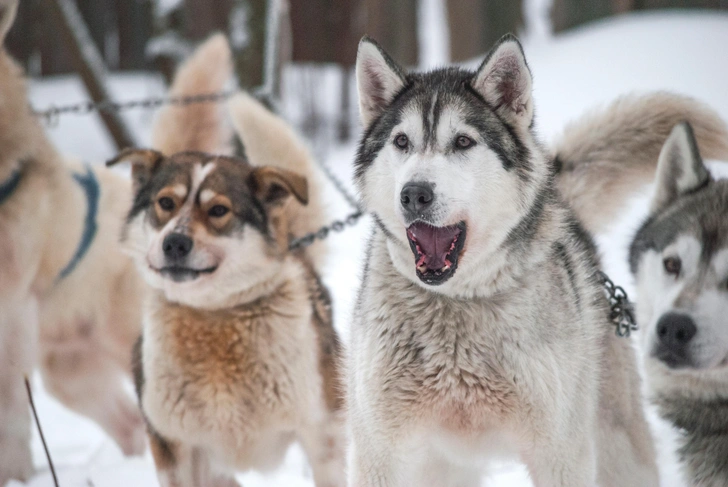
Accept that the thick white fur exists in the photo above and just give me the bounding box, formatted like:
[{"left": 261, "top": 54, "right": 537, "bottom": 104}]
[{"left": 350, "top": 38, "right": 657, "bottom": 487}]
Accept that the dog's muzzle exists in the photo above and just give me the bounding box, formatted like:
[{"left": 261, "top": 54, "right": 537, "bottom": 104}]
[{"left": 156, "top": 232, "right": 217, "bottom": 282}]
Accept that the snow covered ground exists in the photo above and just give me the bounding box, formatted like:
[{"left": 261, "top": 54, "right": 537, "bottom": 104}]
[{"left": 12, "top": 10, "right": 728, "bottom": 487}]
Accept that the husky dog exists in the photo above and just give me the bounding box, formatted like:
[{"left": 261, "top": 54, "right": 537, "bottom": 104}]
[
  {"left": 109, "top": 35, "right": 345, "bottom": 487},
  {"left": 0, "top": 0, "right": 148, "bottom": 481},
  {"left": 555, "top": 93, "right": 728, "bottom": 486},
  {"left": 347, "top": 34, "right": 658, "bottom": 487}
]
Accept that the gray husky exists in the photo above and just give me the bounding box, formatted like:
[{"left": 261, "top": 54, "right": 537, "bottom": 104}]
[
  {"left": 348, "top": 34, "right": 658, "bottom": 486},
  {"left": 556, "top": 93, "right": 728, "bottom": 486}
]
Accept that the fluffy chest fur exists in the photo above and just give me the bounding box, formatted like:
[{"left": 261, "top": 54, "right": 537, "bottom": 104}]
[
  {"left": 141, "top": 271, "right": 321, "bottom": 465},
  {"left": 351, "top": 231, "right": 604, "bottom": 437}
]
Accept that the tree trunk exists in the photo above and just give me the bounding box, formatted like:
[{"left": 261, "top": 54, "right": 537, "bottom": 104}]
[
  {"left": 448, "top": 0, "right": 524, "bottom": 62},
  {"left": 364, "top": 0, "right": 418, "bottom": 66}
]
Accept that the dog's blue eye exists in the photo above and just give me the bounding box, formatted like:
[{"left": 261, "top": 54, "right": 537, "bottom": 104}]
[
  {"left": 208, "top": 205, "right": 229, "bottom": 218},
  {"left": 455, "top": 135, "right": 474, "bottom": 150},
  {"left": 158, "top": 197, "right": 175, "bottom": 212},
  {"left": 394, "top": 134, "right": 409, "bottom": 150}
]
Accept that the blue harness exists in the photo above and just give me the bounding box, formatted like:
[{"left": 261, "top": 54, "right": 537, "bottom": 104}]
[
  {"left": 0, "top": 166, "right": 22, "bottom": 205},
  {"left": 56, "top": 166, "right": 99, "bottom": 281},
  {"left": 0, "top": 163, "right": 99, "bottom": 282}
]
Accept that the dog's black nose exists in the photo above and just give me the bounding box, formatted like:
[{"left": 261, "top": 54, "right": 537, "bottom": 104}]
[
  {"left": 400, "top": 183, "right": 434, "bottom": 214},
  {"left": 654, "top": 313, "right": 697, "bottom": 367},
  {"left": 163, "top": 233, "right": 193, "bottom": 260}
]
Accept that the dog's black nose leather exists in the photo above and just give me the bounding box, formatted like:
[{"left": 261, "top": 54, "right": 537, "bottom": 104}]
[
  {"left": 655, "top": 313, "right": 697, "bottom": 367},
  {"left": 163, "top": 233, "right": 193, "bottom": 260},
  {"left": 400, "top": 183, "right": 434, "bottom": 214}
]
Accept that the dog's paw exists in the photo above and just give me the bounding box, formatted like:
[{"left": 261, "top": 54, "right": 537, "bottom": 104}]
[{"left": 0, "top": 439, "right": 34, "bottom": 485}]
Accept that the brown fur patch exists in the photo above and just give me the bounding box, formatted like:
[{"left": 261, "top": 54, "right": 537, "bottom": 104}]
[{"left": 148, "top": 428, "right": 177, "bottom": 470}]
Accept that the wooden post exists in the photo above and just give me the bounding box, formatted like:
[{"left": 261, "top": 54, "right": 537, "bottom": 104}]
[{"left": 44, "top": 0, "right": 137, "bottom": 150}]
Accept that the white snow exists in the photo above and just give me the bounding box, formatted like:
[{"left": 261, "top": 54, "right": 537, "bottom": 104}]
[{"left": 16, "top": 11, "right": 728, "bottom": 487}]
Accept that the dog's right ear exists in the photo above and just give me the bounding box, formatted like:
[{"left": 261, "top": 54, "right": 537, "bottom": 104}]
[
  {"left": 0, "top": 0, "right": 18, "bottom": 45},
  {"left": 107, "top": 148, "right": 165, "bottom": 193},
  {"left": 249, "top": 166, "right": 308, "bottom": 207},
  {"left": 356, "top": 36, "right": 407, "bottom": 128},
  {"left": 651, "top": 122, "right": 711, "bottom": 212},
  {"left": 651, "top": 122, "right": 712, "bottom": 212}
]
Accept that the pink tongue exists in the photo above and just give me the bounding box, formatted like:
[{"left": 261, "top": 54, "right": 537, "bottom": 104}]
[{"left": 408, "top": 222, "right": 460, "bottom": 270}]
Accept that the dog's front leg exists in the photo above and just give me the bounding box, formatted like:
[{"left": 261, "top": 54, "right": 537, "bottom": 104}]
[
  {"left": 152, "top": 441, "right": 240, "bottom": 487},
  {"left": 524, "top": 430, "right": 597, "bottom": 487},
  {"left": 0, "top": 299, "right": 38, "bottom": 485},
  {"left": 349, "top": 425, "right": 406, "bottom": 487}
]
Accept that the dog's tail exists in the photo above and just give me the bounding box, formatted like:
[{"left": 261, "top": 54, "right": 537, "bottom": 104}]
[
  {"left": 152, "top": 33, "right": 233, "bottom": 155},
  {"left": 554, "top": 92, "right": 728, "bottom": 234},
  {"left": 227, "top": 92, "right": 329, "bottom": 268}
]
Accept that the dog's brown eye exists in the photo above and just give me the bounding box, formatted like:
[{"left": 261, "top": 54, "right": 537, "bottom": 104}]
[
  {"left": 455, "top": 135, "right": 474, "bottom": 149},
  {"left": 394, "top": 134, "right": 409, "bottom": 150},
  {"left": 663, "top": 257, "right": 681, "bottom": 276},
  {"left": 208, "top": 205, "right": 229, "bottom": 218},
  {"left": 158, "top": 197, "right": 175, "bottom": 212}
]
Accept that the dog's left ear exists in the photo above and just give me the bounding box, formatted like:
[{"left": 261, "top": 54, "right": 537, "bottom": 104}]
[
  {"left": 651, "top": 122, "right": 711, "bottom": 212},
  {"left": 107, "top": 148, "right": 165, "bottom": 193},
  {"left": 250, "top": 166, "right": 309, "bottom": 207},
  {"left": 472, "top": 34, "right": 533, "bottom": 130}
]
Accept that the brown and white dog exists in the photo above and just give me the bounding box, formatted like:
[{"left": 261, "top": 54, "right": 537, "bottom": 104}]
[
  {"left": 0, "top": 0, "right": 150, "bottom": 482},
  {"left": 108, "top": 36, "right": 345, "bottom": 487}
]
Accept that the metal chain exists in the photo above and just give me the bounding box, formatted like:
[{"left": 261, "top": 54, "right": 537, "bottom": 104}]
[
  {"left": 597, "top": 270, "right": 638, "bottom": 337},
  {"left": 31, "top": 89, "right": 366, "bottom": 248},
  {"left": 289, "top": 211, "right": 364, "bottom": 250},
  {"left": 32, "top": 90, "right": 237, "bottom": 127}
]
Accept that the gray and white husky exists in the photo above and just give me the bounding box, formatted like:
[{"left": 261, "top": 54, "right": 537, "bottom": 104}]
[
  {"left": 555, "top": 93, "right": 728, "bottom": 486},
  {"left": 347, "top": 34, "right": 658, "bottom": 487}
]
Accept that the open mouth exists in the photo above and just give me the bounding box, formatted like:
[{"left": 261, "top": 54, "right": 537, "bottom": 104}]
[
  {"left": 157, "top": 266, "right": 217, "bottom": 282},
  {"left": 406, "top": 221, "right": 466, "bottom": 285}
]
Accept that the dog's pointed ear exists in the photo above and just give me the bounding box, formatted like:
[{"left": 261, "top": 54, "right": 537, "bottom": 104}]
[
  {"left": 651, "top": 122, "right": 711, "bottom": 212},
  {"left": 356, "top": 36, "right": 407, "bottom": 128},
  {"left": 0, "top": 0, "right": 18, "bottom": 45},
  {"left": 472, "top": 34, "right": 533, "bottom": 130},
  {"left": 250, "top": 166, "right": 309, "bottom": 207},
  {"left": 107, "top": 148, "right": 165, "bottom": 192}
]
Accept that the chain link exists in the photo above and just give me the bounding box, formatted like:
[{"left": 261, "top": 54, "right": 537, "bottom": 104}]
[
  {"left": 289, "top": 211, "right": 364, "bottom": 250},
  {"left": 32, "top": 89, "right": 365, "bottom": 248},
  {"left": 32, "top": 91, "right": 237, "bottom": 127},
  {"left": 597, "top": 270, "right": 638, "bottom": 337}
]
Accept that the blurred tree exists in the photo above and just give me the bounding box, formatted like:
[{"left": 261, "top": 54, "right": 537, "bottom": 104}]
[
  {"left": 181, "top": 0, "right": 266, "bottom": 88},
  {"left": 289, "top": 0, "right": 363, "bottom": 66},
  {"left": 551, "top": 0, "right": 726, "bottom": 33},
  {"left": 551, "top": 0, "right": 627, "bottom": 33},
  {"left": 447, "top": 0, "right": 524, "bottom": 62},
  {"left": 634, "top": 0, "right": 726, "bottom": 8},
  {"left": 364, "top": 0, "right": 418, "bottom": 66},
  {"left": 115, "top": 0, "right": 153, "bottom": 70},
  {"left": 289, "top": 0, "right": 417, "bottom": 67}
]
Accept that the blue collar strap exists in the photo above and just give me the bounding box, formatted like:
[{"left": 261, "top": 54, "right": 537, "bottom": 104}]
[
  {"left": 0, "top": 165, "right": 23, "bottom": 206},
  {"left": 57, "top": 165, "right": 99, "bottom": 281}
]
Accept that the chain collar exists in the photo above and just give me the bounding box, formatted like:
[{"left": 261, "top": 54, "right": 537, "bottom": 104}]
[{"left": 597, "top": 270, "right": 638, "bottom": 337}]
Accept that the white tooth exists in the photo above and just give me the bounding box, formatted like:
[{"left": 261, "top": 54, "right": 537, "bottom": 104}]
[
  {"left": 441, "top": 264, "right": 450, "bottom": 271},
  {"left": 417, "top": 265, "right": 427, "bottom": 273}
]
